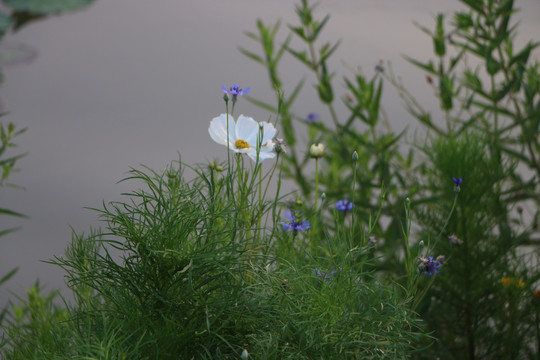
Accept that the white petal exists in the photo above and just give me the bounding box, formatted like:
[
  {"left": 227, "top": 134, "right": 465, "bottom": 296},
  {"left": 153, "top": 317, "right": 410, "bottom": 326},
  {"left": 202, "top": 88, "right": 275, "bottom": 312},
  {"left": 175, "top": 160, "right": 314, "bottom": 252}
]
[
  {"left": 235, "top": 115, "right": 259, "bottom": 147},
  {"left": 259, "top": 121, "right": 277, "bottom": 144},
  {"left": 247, "top": 148, "right": 276, "bottom": 164},
  {"left": 261, "top": 139, "right": 275, "bottom": 151},
  {"left": 248, "top": 152, "right": 276, "bottom": 164},
  {"left": 209, "top": 114, "right": 236, "bottom": 148}
]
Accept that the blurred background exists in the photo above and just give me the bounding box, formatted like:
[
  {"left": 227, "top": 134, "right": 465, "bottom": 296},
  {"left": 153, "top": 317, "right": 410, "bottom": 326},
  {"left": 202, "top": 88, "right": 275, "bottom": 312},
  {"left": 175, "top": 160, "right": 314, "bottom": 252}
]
[{"left": 1, "top": 0, "right": 539, "bottom": 305}]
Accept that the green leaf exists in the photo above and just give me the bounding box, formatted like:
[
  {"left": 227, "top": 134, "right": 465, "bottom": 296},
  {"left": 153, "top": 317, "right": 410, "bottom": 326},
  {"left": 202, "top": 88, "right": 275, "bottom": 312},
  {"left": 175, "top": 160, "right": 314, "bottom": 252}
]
[
  {"left": 312, "top": 14, "right": 330, "bottom": 41},
  {"left": 434, "top": 14, "right": 446, "bottom": 57},
  {"left": 499, "top": 145, "right": 533, "bottom": 165},
  {"left": 0, "top": 226, "right": 21, "bottom": 237},
  {"left": 403, "top": 55, "right": 436, "bottom": 74},
  {"left": 319, "top": 40, "right": 340, "bottom": 64},
  {"left": 9, "top": 11, "right": 45, "bottom": 32},
  {"left": 0, "top": 12, "right": 12, "bottom": 38},
  {"left": 288, "top": 25, "right": 307, "bottom": 42},
  {"left": 454, "top": 12, "right": 473, "bottom": 30},
  {"left": 470, "top": 100, "right": 513, "bottom": 116},
  {"left": 508, "top": 41, "right": 539, "bottom": 68},
  {"left": 449, "top": 49, "right": 465, "bottom": 71},
  {"left": 368, "top": 78, "right": 383, "bottom": 126},
  {"left": 413, "top": 21, "right": 433, "bottom": 37},
  {"left": 245, "top": 96, "right": 277, "bottom": 115},
  {"left": 0, "top": 207, "right": 26, "bottom": 218},
  {"left": 0, "top": 153, "right": 26, "bottom": 168},
  {"left": 286, "top": 47, "right": 311, "bottom": 68},
  {"left": 460, "top": 0, "right": 485, "bottom": 14},
  {"left": 0, "top": 267, "right": 17, "bottom": 286},
  {"left": 495, "top": 78, "right": 517, "bottom": 101},
  {"left": 379, "top": 129, "right": 406, "bottom": 152},
  {"left": 485, "top": 51, "right": 500, "bottom": 75},
  {"left": 281, "top": 113, "right": 296, "bottom": 146},
  {"left": 3, "top": 0, "right": 94, "bottom": 14},
  {"left": 274, "top": 34, "right": 291, "bottom": 64},
  {"left": 495, "top": 0, "right": 514, "bottom": 37},
  {"left": 284, "top": 78, "right": 305, "bottom": 108},
  {"left": 464, "top": 70, "right": 483, "bottom": 91},
  {"left": 439, "top": 76, "right": 454, "bottom": 110},
  {"left": 316, "top": 63, "right": 333, "bottom": 104},
  {"left": 237, "top": 47, "right": 264, "bottom": 65}
]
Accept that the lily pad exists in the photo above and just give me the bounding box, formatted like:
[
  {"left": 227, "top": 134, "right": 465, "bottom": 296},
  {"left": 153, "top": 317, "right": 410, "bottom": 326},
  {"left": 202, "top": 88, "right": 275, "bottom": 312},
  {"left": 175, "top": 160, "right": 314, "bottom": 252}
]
[{"left": 2, "top": 0, "right": 94, "bottom": 14}]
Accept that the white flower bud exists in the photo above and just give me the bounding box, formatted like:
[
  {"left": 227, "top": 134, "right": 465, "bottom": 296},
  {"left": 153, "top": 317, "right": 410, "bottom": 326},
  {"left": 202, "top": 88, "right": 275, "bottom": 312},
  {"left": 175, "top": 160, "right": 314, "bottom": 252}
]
[
  {"left": 241, "top": 349, "right": 249, "bottom": 359},
  {"left": 310, "top": 143, "right": 325, "bottom": 158}
]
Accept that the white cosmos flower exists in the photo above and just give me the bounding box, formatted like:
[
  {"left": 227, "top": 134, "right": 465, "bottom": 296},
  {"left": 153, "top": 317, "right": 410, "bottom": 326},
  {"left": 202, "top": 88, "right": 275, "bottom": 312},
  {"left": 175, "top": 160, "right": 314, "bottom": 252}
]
[{"left": 209, "top": 113, "right": 277, "bottom": 164}]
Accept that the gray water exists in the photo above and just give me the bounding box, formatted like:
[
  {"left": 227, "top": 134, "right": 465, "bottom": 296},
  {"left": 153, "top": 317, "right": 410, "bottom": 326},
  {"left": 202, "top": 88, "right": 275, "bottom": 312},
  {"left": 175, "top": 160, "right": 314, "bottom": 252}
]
[{"left": 1, "top": 0, "right": 539, "bottom": 306}]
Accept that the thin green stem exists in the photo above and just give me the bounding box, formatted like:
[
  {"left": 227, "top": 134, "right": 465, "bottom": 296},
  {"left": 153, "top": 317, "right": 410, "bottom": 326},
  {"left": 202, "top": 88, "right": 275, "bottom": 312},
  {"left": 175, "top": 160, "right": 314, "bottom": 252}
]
[
  {"left": 351, "top": 153, "right": 357, "bottom": 242},
  {"left": 314, "top": 158, "right": 319, "bottom": 213},
  {"left": 433, "top": 190, "right": 460, "bottom": 249}
]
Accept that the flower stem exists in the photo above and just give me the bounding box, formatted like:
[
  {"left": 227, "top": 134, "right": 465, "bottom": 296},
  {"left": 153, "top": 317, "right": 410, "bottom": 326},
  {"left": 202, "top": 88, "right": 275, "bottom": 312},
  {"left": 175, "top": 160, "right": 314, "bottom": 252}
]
[
  {"left": 351, "top": 153, "right": 357, "bottom": 242},
  {"left": 433, "top": 190, "right": 459, "bottom": 249},
  {"left": 225, "top": 102, "right": 234, "bottom": 204},
  {"left": 314, "top": 157, "right": 319, "bottom": 213}
]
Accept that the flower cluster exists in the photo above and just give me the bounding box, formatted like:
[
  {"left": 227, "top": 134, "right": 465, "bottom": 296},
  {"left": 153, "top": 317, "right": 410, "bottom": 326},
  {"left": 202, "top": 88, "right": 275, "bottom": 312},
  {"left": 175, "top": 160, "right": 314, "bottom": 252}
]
[
  {"left": 281, "top": 210, "right": 310, "bottom": 234},
  {"left": 418, "top": 256, "right": 443, "bottom": 276}
]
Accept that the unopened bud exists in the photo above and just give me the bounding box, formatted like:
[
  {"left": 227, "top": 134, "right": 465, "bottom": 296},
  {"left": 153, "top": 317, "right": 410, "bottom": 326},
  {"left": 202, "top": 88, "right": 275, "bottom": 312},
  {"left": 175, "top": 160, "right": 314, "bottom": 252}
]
[
  {"left": 418, "top": 240, "right": 424, "bottom": 248},
  {"left": 274, "top": 137, "right": 286, "bottom": 154},
  {"left": 209, "top": 161, "right": 224, "bottom": 172},
  {"left": 310, "top": 143, "right": 325, "bottom": 158},
  {"left": 241, "top": 349, "right": 249, "bottom": 359},
  {"left": 352, "top": 151, "right": 358, "bottom": 161}
]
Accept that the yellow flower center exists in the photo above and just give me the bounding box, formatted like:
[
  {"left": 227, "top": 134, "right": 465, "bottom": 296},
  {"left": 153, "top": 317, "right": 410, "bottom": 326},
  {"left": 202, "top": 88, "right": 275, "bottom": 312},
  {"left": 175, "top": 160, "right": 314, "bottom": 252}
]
[{"left": 235, "top": 139, "right": 250, "bottom": 149}]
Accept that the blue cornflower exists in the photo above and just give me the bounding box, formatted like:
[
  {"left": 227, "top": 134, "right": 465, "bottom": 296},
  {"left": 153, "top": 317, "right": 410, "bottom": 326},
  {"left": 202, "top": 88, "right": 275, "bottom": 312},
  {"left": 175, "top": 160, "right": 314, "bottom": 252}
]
[
  {"left": 452, "top": 177, "right": 463, "bottom": 187},
  {"left": 335, "top": 199, "right": 354, "bottom": 213},
  {"left": 305, "top": 113, "right": 320, "bottom": 123},
  {"left": 281, "top": 210, "right": 310, "bottom": 234},
  {"left": 419, "top": 256, "right": 442, "bottom": 276},
  {"left": 222, "top": 83, "right": 250, "bottom": 97},
  {"left": 313, "top": 268, "right": 337, "bottom": 284}
]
